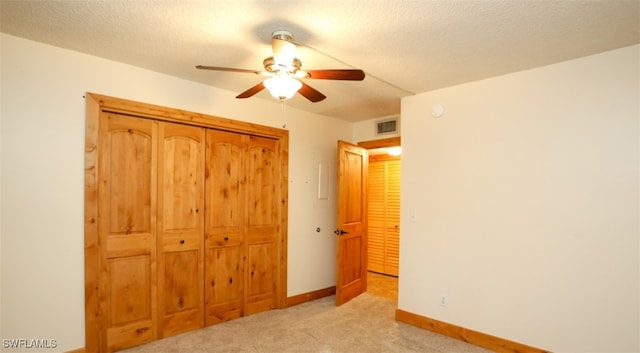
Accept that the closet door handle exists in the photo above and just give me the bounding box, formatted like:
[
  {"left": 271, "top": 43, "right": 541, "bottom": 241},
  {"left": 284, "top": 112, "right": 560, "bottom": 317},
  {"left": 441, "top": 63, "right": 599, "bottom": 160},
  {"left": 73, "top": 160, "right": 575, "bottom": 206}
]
[
  {"left": 224, "top": 236, "right": 229, "bottom": 241},
  {"left": 334, "top": 229, "right": 348, "bottom": 236},
  {"left": 180, "top": 239, "right": 185, "bottom": 245}
]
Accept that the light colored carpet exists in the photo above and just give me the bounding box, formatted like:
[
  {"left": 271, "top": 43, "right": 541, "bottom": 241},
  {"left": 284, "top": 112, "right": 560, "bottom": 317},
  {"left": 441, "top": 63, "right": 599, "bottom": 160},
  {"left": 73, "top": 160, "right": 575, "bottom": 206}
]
[{"left": 121, "top": 285, "right": 491, "bottom": 353}]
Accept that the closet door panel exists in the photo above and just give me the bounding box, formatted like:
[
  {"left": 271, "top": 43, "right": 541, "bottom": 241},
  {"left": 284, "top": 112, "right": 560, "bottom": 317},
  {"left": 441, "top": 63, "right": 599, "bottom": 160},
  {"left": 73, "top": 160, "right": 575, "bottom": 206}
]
[
  {"left": 366, "top": 158, "right": 401, "bottom": 276},
  {"left": 105, "top": 117, "right": 154, "bottom": 234},
  {"left": 246, "top": 138, "right": 278, "bottom": 226},
  {"left": 385, "top": 235, "right": 400, "bottom": 276},
  {"left": 157, "top": 122, "right": 205, "bottom": 338},
  {"left": 205, "top": 247, "right": 243, "bottom": 324},
  {"left": 160, "top": 250, "right": 202, "bottom": 335},
  {"left": 108, "top": 255, "right": 152, "bottom": 325},
  {"left": 207, "top": 131, "right": 244, "bottom": 230},
  {"left": 244, "top": 136, "right": 279, "bottom": 315},
  {"left": 245, "top": 242, "right": 275, "bottom": 314},
  {"left": 367, "top": 227, "right": 385, "bottom": 274},
  {"left": 205, "top": 130, "right": 245, "bottom": 325},
  {"left": 385, "top": 160, "right": 401, "bottom": 276},
  {"left": 163, "top": 251, "right": 200, "bottom": 313},
  {"left": 367, "top": 162, "right": 385, "bottom": 273},
  {"left": 99, "top": 113, "right": 158, "bottom": 352}
]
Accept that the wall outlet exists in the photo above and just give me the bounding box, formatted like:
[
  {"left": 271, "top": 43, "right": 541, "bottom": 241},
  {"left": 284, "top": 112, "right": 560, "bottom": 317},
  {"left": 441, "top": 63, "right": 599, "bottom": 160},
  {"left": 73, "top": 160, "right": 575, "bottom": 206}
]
[{"left": 440, "top": 294, "right": 448, "bottom": 307}]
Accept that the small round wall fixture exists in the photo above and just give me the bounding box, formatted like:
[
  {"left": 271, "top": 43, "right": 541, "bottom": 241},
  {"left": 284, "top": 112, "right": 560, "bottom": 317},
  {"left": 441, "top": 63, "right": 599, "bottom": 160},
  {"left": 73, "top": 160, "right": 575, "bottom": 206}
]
[{"left": 432, "top": 104, "right": 446, "bottom": 118}]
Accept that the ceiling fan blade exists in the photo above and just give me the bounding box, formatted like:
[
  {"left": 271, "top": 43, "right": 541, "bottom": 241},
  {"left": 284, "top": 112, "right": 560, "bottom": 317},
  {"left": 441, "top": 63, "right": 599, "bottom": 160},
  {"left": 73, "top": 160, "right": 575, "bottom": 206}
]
[
  {"left": 236, "top": 82, "right": 266, "bottom": 99},
  {"left": 196, "top": 65, "right": 261, "bottom": 75},
  {"left": 298, "top": 82, "right": 326, "bottom": 102},
  {"left": 305, "top": 69, "right": 365, "bottom": 81}
]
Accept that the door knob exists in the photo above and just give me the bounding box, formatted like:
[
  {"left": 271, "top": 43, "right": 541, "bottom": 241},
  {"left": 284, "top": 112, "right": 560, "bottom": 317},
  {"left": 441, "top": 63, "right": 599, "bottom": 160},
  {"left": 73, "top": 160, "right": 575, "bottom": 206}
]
[{"left": 334, "top": 229, "right": 348, "bottom": 236}]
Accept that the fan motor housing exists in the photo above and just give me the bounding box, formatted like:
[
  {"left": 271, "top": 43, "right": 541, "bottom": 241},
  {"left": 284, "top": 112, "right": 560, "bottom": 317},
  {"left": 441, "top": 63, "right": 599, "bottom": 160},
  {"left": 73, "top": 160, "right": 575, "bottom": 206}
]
[
  {"left": 272, "top": 30, "right": 294, "bottom": 41},
  {"left": 263, "top": 57, "right": 301, "bottom": 74}
]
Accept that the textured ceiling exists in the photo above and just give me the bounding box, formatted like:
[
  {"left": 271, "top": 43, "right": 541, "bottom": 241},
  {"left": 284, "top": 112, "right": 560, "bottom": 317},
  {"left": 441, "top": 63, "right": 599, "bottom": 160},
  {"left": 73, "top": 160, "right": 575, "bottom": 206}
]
[{"left": 1, "top": 0, "right": 638, "bottom": 122}]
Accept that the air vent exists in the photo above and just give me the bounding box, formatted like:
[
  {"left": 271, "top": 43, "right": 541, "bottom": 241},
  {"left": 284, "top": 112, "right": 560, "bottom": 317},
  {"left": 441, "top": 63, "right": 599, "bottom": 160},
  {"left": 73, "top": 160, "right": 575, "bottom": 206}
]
[{"left": 376, "top": 118, "right": 398, "bottom": 135}]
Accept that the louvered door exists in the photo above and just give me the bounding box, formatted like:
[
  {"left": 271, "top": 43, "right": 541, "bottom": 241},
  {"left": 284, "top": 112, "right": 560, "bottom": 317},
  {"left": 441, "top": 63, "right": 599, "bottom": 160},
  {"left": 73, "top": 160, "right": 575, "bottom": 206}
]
[
  {"left": 367, "top": 162, "right": 386, "bottom": 273},
  {"left": 366, "top": 157, "right": 401, "bottom": 276},
  {"left": 384, "top": 160, "right": 401, "bottom": 276}
]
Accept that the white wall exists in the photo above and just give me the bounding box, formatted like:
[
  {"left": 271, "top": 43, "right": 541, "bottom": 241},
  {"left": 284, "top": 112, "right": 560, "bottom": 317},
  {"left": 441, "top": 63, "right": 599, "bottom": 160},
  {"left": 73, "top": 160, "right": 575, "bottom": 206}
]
[
  {"left": 399, "top": 45, "right": 639, "bottom": 352},
  {"left": 0, "top": 34, "right": 351, "bottom": 352}
]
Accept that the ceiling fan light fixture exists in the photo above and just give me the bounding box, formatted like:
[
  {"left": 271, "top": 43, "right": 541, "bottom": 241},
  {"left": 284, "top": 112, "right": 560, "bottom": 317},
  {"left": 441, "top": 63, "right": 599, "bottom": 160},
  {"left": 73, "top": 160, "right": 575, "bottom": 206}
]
[
  {"left": 263, "top": 57, "right": 302, "bottom": 74},
  {"left": 264, "top": 76, "right": 302, "bottom": 101},
  {"left": 196, "top": 30, "right": 364, "bottom": 103}
]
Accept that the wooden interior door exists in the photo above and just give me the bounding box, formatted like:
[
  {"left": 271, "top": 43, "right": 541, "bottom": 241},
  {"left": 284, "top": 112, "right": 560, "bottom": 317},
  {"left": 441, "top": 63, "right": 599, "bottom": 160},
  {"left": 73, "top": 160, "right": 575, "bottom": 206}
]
[
  {"left": 204, "top": 129, "right": 245, "bottom": 325},
  {"left": 157, "top": 122, "right": 205, "bottom": 337},
  {"left": 98, "top": 113, "right": 158, "bottom": 352},
  {"left": 244, "top": 135, "right": 280, "bottom": 315},
  {"left": 336, "top": 140, "right": 368, "bottom": 306}
]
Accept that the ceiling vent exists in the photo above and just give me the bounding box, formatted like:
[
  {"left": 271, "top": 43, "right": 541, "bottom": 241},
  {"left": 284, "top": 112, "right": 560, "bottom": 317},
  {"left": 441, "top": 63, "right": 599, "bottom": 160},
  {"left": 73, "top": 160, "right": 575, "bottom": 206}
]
[{"left": 376, "top": 117, "right": 399, "bottom": 135}]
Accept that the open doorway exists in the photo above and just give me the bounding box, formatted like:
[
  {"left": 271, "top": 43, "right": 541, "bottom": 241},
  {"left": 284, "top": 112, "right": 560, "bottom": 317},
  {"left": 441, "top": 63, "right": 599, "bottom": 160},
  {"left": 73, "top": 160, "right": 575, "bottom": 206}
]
[{"left": 358, "top": 137, "right": 401, "bottom": 302}]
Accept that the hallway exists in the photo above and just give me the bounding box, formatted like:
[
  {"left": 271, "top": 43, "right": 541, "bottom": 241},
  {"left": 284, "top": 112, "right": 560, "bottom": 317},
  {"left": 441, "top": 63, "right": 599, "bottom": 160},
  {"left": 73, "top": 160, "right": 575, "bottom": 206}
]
[{"left": 367, "top": 271, "right": 398, "bottom": 301}]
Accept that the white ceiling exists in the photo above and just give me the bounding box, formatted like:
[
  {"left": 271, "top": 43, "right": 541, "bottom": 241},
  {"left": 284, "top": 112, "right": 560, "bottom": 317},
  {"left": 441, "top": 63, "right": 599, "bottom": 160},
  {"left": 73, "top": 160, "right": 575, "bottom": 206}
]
[{"left": 1, "top": 0, "right": 638, "bottom": 122}]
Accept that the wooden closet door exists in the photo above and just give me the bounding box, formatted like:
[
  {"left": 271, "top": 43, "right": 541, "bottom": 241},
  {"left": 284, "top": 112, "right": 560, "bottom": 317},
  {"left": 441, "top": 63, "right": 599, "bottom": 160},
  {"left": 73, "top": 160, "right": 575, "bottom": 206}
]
[
  {"left": 157, "top": 122, "right": 205, "bottom": 337},
  {"left": 366, "top": 158, "right": 401, "bottom": 276},
  {"left": 204, "top": 131, "right": 280, "bottom": 322},
  {"left": 384, "top": 160, "right": 401, "bottom": 276},
  {"left": 244, "top": 135, "right": 280, "bottom": 315},
  {"left": 204, "top": 129, "right": 245, "bottom": 325},
  {"left": 367, "top": 161, "right": 386, "bottom": 274},
  {"left": 98, "top": 113, "right": 158, "bottom": 352}
]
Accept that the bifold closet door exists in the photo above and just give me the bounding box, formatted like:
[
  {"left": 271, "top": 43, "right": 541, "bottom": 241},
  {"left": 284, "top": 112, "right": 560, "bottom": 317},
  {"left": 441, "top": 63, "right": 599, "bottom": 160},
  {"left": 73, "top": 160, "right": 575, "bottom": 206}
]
[
  {"left": 367, "top": 161, "right": 386, "bottom": 274},
  {"left": 204, "top": 129, "right": 245, "bottom": 325},
  {"left": 244, "top": 135, "right": 280, "bottom": 315},
  {"left": 366, "top": 158, "right": 401, "bottom": 276},
  {"left": 98, "top": 111, "right": 281, "bottom": 349},
  {"left": 157, "top": 122, "right": 205, "bottom": 338},
  {"left": 98, "top": 113, "right": 206, "bottom": 351},
  {"left": 99, "top": 113, "right": 158, "bottom": 352},
  {"left": 204, "top": 130, "right": 280, "bottom": 324},
  {"left": 384, "top": 160, "right": 401, "bottom": 276}
]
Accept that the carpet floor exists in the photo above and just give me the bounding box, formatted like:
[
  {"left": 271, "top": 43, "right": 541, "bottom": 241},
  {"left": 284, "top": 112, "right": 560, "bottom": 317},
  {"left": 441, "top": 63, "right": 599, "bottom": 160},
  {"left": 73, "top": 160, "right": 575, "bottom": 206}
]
[{"left": 122, "top": 274, "right": 491, "bottom": 353}]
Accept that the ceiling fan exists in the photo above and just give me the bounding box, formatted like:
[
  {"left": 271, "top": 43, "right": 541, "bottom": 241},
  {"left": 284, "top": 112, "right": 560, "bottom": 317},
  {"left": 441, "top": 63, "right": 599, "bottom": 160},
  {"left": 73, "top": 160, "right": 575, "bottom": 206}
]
[{"left": 196, "top": 30, "right": 365, "bottom": 102}]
